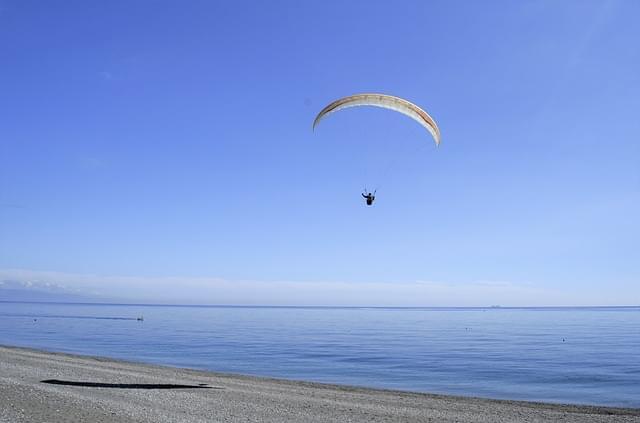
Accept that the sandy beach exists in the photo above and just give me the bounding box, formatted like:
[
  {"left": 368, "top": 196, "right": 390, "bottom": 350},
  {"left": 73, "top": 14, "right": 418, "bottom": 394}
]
[{"left": 0, "top": 345, "right": 638, "bottom": 422}]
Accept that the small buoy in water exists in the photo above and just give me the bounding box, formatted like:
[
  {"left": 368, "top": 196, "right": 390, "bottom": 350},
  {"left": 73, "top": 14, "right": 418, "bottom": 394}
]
[{"left": 562, "top": 338, "right": 565, "bottom": 342}]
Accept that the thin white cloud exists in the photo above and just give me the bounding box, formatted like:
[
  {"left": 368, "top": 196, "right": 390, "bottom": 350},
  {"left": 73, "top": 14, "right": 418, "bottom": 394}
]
[
  {"left": 532, "top": 0, "right": 619, "bottom": 122},
  {"left": 99, "top": 71, "right": 113, "bottom": 81},
  {"left": 0, "top": 268, "right": 629, "bottom": 307}
]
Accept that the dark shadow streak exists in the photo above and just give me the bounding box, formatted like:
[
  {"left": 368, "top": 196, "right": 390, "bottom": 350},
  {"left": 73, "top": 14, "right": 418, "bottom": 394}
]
[
  {"left": 41, "top": 379, "right": 220, "bottom": 390},
  {"left": 1, "top": 313, "right": 141, "bottom": 321}
]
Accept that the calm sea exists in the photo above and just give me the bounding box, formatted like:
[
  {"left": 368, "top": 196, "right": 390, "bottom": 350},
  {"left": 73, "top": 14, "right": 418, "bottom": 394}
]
[{"left": 1, "top": 302, "right": 638, "bottom": 407}]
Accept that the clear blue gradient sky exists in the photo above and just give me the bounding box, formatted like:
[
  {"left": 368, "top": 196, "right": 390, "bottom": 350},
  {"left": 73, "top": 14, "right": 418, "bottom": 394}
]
[{"left": 1, "top": 1, "right": 638, "bottom": 305}]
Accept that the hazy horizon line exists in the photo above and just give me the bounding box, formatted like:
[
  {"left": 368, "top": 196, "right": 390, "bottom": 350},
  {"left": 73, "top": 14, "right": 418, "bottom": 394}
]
[{"left": 1, "top": 300, "right": 638, "bottom": 309}]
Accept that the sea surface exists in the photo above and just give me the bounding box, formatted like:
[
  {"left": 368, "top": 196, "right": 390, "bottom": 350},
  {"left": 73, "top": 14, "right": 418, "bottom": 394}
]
[{"left": 1, "top": 302, "right": 639, "bottom": 408}]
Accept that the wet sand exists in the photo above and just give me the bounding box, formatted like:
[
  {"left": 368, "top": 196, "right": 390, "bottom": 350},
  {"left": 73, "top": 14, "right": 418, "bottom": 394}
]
[{"left": 1, "top": 345, "right": 638, "bottom": 422}]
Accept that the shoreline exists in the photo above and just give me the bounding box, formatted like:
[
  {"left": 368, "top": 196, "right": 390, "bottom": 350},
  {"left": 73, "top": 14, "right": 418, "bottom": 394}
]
[{"left": 1, "top": 345, "right": 639, "bottom": 422}]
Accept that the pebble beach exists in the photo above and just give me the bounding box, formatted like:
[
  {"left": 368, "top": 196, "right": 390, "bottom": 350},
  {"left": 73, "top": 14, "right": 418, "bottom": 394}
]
[{"left": 1, "top": 345, "right": 639, "bottom": 423}]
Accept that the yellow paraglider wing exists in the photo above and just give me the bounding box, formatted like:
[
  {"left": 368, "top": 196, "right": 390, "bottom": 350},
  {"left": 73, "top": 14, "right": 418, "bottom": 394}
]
[{"left": 312, "top": 93, "right": 441, "bottom": 146}]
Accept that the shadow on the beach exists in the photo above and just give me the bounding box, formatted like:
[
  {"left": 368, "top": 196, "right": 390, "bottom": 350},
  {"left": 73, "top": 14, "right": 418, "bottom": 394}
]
[{"left": 41, "top": 379, "right": 220, "bottom": 390}]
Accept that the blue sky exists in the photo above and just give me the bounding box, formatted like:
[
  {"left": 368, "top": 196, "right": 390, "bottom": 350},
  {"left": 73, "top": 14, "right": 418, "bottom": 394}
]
[{"left": 1, "top": 1, "right": 638, "bottom": 305}]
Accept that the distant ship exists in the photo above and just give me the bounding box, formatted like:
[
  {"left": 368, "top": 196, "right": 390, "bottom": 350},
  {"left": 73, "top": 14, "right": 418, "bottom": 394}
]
[
  {"left": 136, "top": 316, "right": 144, "bottom": 321},
  {"left": 490, "top": 305, "right": 502, "bottom": 308}
]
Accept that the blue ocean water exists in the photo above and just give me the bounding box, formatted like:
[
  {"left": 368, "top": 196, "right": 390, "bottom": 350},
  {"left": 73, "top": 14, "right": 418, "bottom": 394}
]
[{"left": 0, "top": 302, "right": 638, "bottom": 407}]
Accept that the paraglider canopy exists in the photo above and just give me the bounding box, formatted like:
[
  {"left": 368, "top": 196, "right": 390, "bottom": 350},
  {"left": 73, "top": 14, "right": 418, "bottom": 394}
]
[{"left": 312, "top": 93, "right": 441, "bottom": 146}]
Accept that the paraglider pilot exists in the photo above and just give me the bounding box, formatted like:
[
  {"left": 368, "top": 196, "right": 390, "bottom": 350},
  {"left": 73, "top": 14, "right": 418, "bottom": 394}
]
[{"left": 362, "top": 190, "right": 375, "bottom": 206}]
